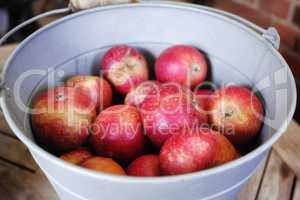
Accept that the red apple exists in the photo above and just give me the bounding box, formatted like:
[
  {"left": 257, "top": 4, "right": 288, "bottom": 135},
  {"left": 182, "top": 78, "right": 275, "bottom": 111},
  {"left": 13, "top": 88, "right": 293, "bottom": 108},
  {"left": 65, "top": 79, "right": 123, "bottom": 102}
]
[
  {"left": 234, "top": 151, "right": 241, "bottom": 159},
  {"left": 159, "top": 130, "right": 217, "bottom": 175},
  {"left": 195, "top": 89, "right": 214, "bottom": 111},
  {"left": 140, "top": 83, "right": 208, "bottom": 148},
  {"left": 66, "top": 75, "right": 112, "bottom": 110},
  {"left": 155, "top": 45, "right": 207, "bottom": 88},
  {"left": 31, "top": 86, "right": 96, "bottom": 152},
  {"left": 80, "top": 157, "right": 126, "bottom": 175},
  {"left": 208, "top": 86, "right": 264, "bottom": 145},
  {"left": 101, "top": 45, "right": 149, "bottom": 95},
  {"left": 125, "top": 80, "right": 161, "bottom": 107},
  {"left": 214, "top": 133, "right": 239, "bottom": 166},
  {"left": 60, "top": 148, "right": 93, "bottom": 164},
  {"left": 203, "top": 130, "right": 239, "bottom": 166},
  {"left": 127, "top": 154, "right": 160, "bottom": 177},
  {"left": 90, "top": 105, "right": 146, "bottom": 161}
]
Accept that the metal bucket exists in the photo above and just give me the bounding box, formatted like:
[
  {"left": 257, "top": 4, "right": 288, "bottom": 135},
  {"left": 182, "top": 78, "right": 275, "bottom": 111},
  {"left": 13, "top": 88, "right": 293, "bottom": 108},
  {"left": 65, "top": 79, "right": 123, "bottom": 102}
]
[{"left": 0, "top": 3, "right": 296, "bottom": 200}]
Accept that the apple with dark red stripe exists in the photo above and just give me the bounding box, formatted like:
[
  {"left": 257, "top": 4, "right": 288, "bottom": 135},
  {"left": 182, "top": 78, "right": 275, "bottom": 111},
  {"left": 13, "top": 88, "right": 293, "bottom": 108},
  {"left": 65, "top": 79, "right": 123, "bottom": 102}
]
[
  {"left": 208, "top": 86, "right": 264, "bottom": 145},
  {"left": 31, "top": 86, "right": 96, "bottom": 152}
]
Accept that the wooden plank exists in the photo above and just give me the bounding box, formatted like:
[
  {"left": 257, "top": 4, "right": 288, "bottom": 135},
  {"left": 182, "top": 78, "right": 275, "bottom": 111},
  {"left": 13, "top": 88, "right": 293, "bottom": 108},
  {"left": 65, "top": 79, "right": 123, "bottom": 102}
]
[
  {"left": 0, "top": 112, "right": 15, "bottom": 137},
  {"left": 0, "top": 44, "right": 15, "bottom": 141},
  {"left": 293, "top": 178, "right": 300, "bottom": 200},
  {"left": 238, "top": 153, "right": 270, "bottom": 200},
  {"left": 0, "top": 44, "right": 17, "bottom": 137},
  {"left": 256, "top": 151, "right": 295, "bottom": 200},
  {"left": 273, "top": 120, "right": 300, "bottom": 178},
  {"left": 0, "top": 160, "right": 58, "bottom": 200},
  {"left": 0, "top": 133, "right": 38, "bottom": 171},
  {"left": 0, "top": 44, "right": 16, "bottom": 71}
]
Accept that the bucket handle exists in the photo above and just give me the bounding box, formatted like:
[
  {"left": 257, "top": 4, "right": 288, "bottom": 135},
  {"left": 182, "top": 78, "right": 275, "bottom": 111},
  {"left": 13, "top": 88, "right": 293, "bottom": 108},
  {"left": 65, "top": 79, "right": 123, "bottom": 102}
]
[
  {"left": 0, "top": 0, "right": 134, "bottom": 45},
  {"left": 0, "top": 1, "right": 280, "bottom": 47},
  {"left": 0, "top": 8, "right": 71, "bottom": 46}
]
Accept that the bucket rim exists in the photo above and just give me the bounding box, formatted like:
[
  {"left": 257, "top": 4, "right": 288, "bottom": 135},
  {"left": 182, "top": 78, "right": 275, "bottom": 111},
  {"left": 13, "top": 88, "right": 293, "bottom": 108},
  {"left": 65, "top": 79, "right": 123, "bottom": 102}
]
[{"left": 0, "top": 2, "right": 297, "bottom": 183}]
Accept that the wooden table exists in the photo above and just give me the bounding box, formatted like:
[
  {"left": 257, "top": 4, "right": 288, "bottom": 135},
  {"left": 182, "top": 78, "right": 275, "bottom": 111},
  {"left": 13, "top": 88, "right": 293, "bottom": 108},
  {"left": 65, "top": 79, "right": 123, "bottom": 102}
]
[{"left": 0, "top": 45, "right": 299, "bottom": 200}]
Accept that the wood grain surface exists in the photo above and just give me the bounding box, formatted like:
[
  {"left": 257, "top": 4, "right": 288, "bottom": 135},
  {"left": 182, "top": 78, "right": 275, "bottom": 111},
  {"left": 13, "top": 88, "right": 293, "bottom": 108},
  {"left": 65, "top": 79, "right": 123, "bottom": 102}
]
[
  {"left": 273, "top": 121, "right": 300, "bottom": 179},
  {"left": 256, "top": 151, "right": 295, "bottom": 200}
]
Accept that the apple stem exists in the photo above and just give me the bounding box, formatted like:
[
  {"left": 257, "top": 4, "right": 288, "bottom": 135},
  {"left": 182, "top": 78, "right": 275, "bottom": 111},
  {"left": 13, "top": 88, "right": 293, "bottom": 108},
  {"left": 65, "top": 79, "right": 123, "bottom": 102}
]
[
  {"left": 55, "top": 94, "right": 65, "bottom": 101},
  {"left": 126, "top": 62, "right": 134, "bottom": 69},
  {"left": 225, "top": 110, "right": 234, "bottom": 118},
  {"left": 192, "top": 64, "right": 200, "bottom": 73}
]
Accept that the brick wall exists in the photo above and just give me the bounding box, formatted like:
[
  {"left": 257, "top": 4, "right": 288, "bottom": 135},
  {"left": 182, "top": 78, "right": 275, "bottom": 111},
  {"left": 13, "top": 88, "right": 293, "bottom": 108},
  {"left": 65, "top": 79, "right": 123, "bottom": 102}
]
[
  {"left": 200, "top": 0, "right": 300, "bottom": 121},
  {"left": 201, "top": 0, "right": 300, "bottom": 76}
]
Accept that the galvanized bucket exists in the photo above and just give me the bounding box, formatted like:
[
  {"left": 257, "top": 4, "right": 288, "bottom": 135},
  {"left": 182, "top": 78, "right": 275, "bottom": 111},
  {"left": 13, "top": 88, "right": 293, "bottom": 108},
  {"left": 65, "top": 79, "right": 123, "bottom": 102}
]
[{"left": 0, "top": 2, "right": 296, "bottom": 200}]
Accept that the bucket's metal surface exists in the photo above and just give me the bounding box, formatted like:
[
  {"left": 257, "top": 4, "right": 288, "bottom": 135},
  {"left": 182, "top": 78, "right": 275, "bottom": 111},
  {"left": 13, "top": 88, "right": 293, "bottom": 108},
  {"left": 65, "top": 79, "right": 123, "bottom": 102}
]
[{"left": 0, "top": 3, "right": 296, "bottom": 200}]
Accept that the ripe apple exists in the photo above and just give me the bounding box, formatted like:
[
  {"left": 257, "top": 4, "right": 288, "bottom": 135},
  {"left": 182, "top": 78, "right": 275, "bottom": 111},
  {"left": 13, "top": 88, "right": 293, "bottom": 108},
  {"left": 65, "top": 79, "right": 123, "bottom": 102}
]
[
  {"left": 66, "top": 75, "right": 112, "bottom": 110},
  {"left": 159, "top": 130, "right": 217, "bottom": 175},
  {"left": 195, "top": 89, "right": 214, "bottom": 111},
  {"left": 125, "top": 80, "right": 161, "bottom": 107},
  {"left": 101, "top": 45, "right": 149, "bottom": 95},
  {"left": 140, "top": 83, "right": 208, "bottom": 148},
  {"left": 31, "top": 86, "right": 96, "bottom": 152},
  {"left": 60, "top": 148, "right": 93, "bottom": 164},
  {"left": 206, "top": 131, "right": 239, "bottom": 166},
  {"left": 155, "top": 45, "right": 207, "bottom": 88},
  {"left": 235, "top": 151, "right": 241, "bottom": 159},
  {"left": 214, "top": 133, "right": 239, "bottom": 166},
  {"left": 208, "top": 86, "right": 264, "bottom": 145},
  {"left": 80, "top": 157, "right": 126, "bottom": 175},
  {"left": 90, "top": 105, "right": 146, "bottom": 161},
  {"left": 127, "top": 154, "right": 160, "bottom": 177}
]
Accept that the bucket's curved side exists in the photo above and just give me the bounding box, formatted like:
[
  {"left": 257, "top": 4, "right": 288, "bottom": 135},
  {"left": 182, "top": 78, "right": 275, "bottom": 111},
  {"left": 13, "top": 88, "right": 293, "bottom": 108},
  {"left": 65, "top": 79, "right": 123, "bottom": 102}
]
[
  {"left": 30, "top": 148, "right": 269, "bottom": 200},
  {"left": 44, "top": 166, "right": 253, "bottom": 200},
  {"left": 0, "top": 3, "right": 296, "bottom": 200}
]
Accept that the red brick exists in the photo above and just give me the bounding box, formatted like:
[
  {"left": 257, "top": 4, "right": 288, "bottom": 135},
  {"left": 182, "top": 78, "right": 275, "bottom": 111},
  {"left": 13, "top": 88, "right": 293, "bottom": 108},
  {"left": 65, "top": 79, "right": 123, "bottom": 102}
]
[
  {"left": 212, "top": 0, "right": 271, "bottom": 28},
  {"left": 272, "top": 21, "right": 300, "bottom": 51},
  {"left": 260, "top": 0, "right": 291, "bottom": 19}
]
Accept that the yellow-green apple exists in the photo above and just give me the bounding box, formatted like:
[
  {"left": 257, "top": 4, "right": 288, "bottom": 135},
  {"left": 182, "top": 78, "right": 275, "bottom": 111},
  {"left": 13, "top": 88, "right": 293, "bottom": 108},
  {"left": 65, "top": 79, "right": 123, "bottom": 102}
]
[
  {"left": 101, "top": 45, "right": 149, "bottom": 95},
  {"left": 80, "top": 157, "right": 126, "bottom": 175},
  {"left": 207, "top": 86, "right": 264, "bottom": 145},
  {"left": 60, "top": 147, "right": 93, "bottom": 164},
  {"left": 159, "top": 130, "right": 217, "bottom": 175},
  {"left": 140, "top": 83, "right": 208, "bottom": 148},
  {"left": 155, "top": 45, "right": 207, "bottom": 88},
  {"left": 66, "top": 75, "right": 112, "bottom": 110},
  {"left": 31, "top": 86, "right": 96, "bottom": 152},
  {"left": 127, "top": 154, "right": 160, "bottom": 177},
  {"left": 125, "top": 80, "right": 161, "bottom": 107},
  {"left": 90, "top": 105, "right": 146, "bottom": 161}
]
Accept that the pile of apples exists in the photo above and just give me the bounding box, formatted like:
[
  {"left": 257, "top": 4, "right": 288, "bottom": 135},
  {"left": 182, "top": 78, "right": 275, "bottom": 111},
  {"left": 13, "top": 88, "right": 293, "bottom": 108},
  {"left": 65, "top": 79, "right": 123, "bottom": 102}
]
[{"left": 31, "top": 45, "right": 264, "bottom": 176}]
